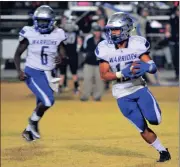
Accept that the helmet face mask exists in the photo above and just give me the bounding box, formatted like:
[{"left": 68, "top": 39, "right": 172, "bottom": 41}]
[
  {"left": 105, "top": 12, "right": 134, "bottom": 44},
  {"left": 36, "top": 18, "right": 51, "bottom": 28},
  {"left": 33, "top": 5, "right": 55, "bottom": 33}
]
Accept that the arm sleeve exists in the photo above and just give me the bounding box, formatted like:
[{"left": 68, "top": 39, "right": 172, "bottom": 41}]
[
  {"left": 60, "top": 29, "right": 68, "bottom": 42},
  {"left": 130, "top": 36, "right": 150, "bottom": 57},
  {"left": 139, "top": 39, "right": 150, "bottom": 58},
  {"left": 94, "top": 40, "right": 108, "bottom": 62},
  {"left": 19, "top": 26, "right": 29, "bottom": 41}
]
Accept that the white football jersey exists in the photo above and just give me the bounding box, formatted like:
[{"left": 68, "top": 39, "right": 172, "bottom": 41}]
[
  {"left": 95, "top": 36, "right": 150, "bottom": 99},
  {"left": 19, "top": 26, "right": 67, "bottom": 70}
]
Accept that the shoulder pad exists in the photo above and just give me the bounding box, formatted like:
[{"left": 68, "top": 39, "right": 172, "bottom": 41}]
[
  {"left": 129, "top": 36, "right": 150, "bottom": 53},
  {"left": 19, "top": 26, "right": 33, "bottom": 38},
  {"left": 54, "top": 28, "right": 67, "bottom": 41},
  {"left": 95, "top": 40, "right": 109, "bottom": 61}
]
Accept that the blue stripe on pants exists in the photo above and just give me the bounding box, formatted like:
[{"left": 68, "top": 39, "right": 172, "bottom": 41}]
[
  {"left": 137, "top": 88, "right": 161, "bottom": 125},
  {"left": 25, "top": 66, "right": 54, "bottom": 107},
  {"left": 117, "top": 87, "right": 161, "bottom": 132},
  {"left": 117, "top": 94, "right": 147, "bottom": 132}
]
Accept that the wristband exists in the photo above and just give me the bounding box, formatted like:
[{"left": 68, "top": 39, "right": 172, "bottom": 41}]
[
  {"left": 147, "top": 60, "right": 157, "bottom": 73},
  {"left": 115, "top": 71, "right": 123, "bottom": 79}
]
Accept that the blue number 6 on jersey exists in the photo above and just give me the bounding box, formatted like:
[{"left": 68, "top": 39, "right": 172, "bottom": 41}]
[{"left": 41, "top": 46, "right": 49, "bottom": 65}]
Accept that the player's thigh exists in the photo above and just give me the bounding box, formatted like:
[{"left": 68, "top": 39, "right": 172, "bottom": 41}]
[
  {"left": 117, "top": 96, "right": 147, "bottom": 132},
  {"left": 25, "top": 69, "right": 54, "bottom": 106},
  {"left": 27, "top": 76, "right": 54, "bottom": 106},
  {"left": 137, "top": 87, "right": 161, "bottom": 125},
  {"left": 69, "top": 57, "right": 78, "bottom": 75}
]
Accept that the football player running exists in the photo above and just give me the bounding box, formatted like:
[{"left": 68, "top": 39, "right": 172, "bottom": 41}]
[
  {"left": 14, "top": 5, "right": 67, "bottom": 141},
  {"left": 95, "top": 12, "right": 171, "bottom": 162}
]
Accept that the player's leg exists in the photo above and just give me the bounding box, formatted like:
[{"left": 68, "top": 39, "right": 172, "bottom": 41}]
[
  {"left": 59, "top": 63, "right": 67, "bottom": 93},
  {"left": 80, "top": 64, "right": 93, "bottom": 101},
  {"left": 24, "top": 101, "right": 50, "bottom": 140},
  {"left": 63, "top": 73, "right": 68, "bottom": 89},
  {"left": 69, "top": 56, "right": 79, "bottom": 94},
  {"left": 23, "top": 67, "right": 54, "bottom": 140},
  {"left": 137, "top": 87, "right": 171, "bottom": 162},
  {"left": 137, "top": 87, "right": 161, "bottom": 125},
  {"left": 117, "top": 95, "right": 148, "bottom": 133},
  {"left": 25, "top": 77, "right": 54, "bottom": 139},
  {"left": 93, "top": 66, "right": 104, "bottom": 101},
  {"left": 22, "top": 97, "right": 45, "bottom": 141}
]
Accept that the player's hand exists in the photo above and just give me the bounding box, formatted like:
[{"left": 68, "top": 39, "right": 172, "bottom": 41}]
[
  {"left": 121, "top": 63, "right": 134, "bottom": 79},
  {"left": 18, "top": 70, "right": 26, "bottom": 81},
  {"left": 133, "top": 61, "right": 150, "bottom": 77}
]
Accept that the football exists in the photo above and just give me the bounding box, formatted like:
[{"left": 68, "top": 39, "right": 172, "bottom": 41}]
[{"left": 130, "top": 61, "right": 140, "bottom": 74}]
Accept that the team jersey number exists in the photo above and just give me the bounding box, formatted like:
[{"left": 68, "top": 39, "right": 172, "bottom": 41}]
[
  {"left": 41, "top": 46, "right": 49, "bottom": 65},
  {"left": 116, "top": 61, "right": 133, "bottom": 71},
  {"left": 115, "top": 61, "right": 132, "bottom": 82}
]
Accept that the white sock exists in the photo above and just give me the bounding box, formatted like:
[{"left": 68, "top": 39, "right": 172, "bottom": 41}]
[
  {"left": 30, "top": 111, "right": 41, "bottom": 121},
  {"left": 150, "top": 138, "right": 167, "bottom": 152},
  {"left": 26, "top": 124, "right": 31, "bottom": 131}
]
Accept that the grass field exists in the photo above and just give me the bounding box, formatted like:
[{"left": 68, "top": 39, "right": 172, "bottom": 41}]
[{"left": 1, "top": 82, "right": 179, "bottom": 167}]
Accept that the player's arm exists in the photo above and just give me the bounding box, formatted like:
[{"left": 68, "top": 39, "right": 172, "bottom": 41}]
[
  {"left": 14, "top": 38, "right": 28, "bottom": 71},
  {"left": 14, "top": 38, "right": 29, "bottom": 80},
  {"left": 99, "top": 60, "right": 133, "bottom": 81},
  {"left": 132, "top": 36, "right": 157, "bottom": 76},
  {"left": 56, "top": 42, "right": 67, "bottom": 64},
  {"left": 133, "top": 54, "right": 157, "bottom": 77},
  {"left": 140, "top": 54, "right": 157, "bottom": 74},
  {"left": 99, "top": 61, "right": 117, "bottom": 81}
]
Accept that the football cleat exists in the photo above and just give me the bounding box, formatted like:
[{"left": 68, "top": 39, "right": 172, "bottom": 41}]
[
  {"left": 22, "top": 129, "right": 36, "bottom": 142},
  {"left": 28, "top": 118, "right": 40, "bottom": 139},
  {"left": 157, "top": 148, "right": 171, "bottom": 162}
]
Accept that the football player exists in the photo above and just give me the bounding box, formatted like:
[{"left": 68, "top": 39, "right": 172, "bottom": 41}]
[
  {"left": 95, "top": 12, "right": 171, "bottom": 162},
  {"left": 14, "top": 5, "right": 67, "bottom": 141},
  {"left": 58, "top": 15, "right": 80, "bottom": 94}
]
